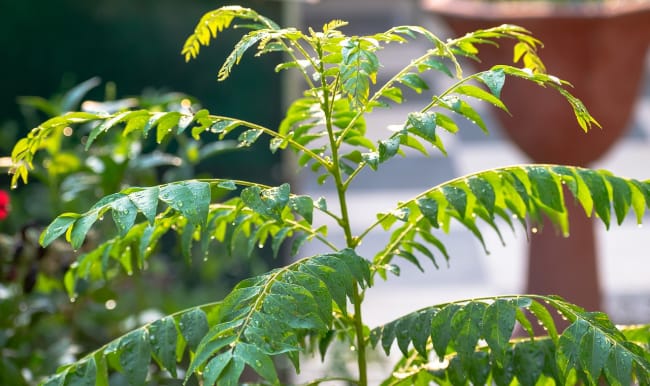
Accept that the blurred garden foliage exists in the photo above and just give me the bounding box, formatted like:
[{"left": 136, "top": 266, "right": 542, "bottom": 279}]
[{"left": 0, "top": 1, "right": 285, "bottom": 384}]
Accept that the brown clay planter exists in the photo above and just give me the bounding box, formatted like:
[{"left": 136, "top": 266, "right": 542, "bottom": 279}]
[{"left": 421, "top": 0, "right": 650, "bottom": 316}]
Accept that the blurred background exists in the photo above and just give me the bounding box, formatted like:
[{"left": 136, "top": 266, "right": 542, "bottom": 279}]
[
  {"left": 1, "top": 1, "right": 288, "bottom": 384},
  {"left": 1, "top": 0, "right": 649, "bottom": 384}
]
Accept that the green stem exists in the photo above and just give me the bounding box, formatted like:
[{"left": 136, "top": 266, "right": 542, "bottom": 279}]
[
  {"left": 283, "top": 219, "right": 338, "bottom": 251},
  {"left": 316, "top": 39, "right": 367, "bottom": 385},
  {"left": 374, "top": 219, "right": 420, "bottom": 266},
  {"left": 207, "top": 114, "right": 330, "bottom": 168}
]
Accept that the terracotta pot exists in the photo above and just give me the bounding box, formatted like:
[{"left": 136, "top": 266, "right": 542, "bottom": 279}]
[{"left": 421, "top": 0, "right": 650, "bottom": 317}]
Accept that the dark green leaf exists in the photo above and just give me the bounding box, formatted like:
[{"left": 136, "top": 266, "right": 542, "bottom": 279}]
[
  {"left": 180, "top": 308, "right": 209, "bottom": 352},
  {"left": 237, "top": 129, "right": 263, "bottom": 147},
  {"left": 514, "top": 341, "right": 545, "bottom": 386},
  {"left": 412, "top": 309, "right": 435, "bottom": 357},
  {"left": 398, "top": 73, "right": 429, "bottom": 93},
  {"left": 41, "top": 372, "right": 66, "bottom": 386},
  {"left": 203, "top": 351, "right": 233, "bottom": 386},
  {"left": 442, "top": 185, "right": 467, "bottom": 218},
  {"left": 468, "top": 351, "right": 491, "bottom": 386},
  {"left": 118, "top": 329, "right": 151, "bottom": 386},
  {"left": 557, "top": 319, "right": 590, "bottom": 379},
  {"left": 148, "top": 317, "right": 178, "bottom": 377},
  {"left": 579, "top": 325, "right": 612, "bottom": 384},
  {"left": 445, "top": 96, "right": 487, "bottom": 133},
  {"left": 380, "top": 321, "right": 397, "bottom": 355},
  {"left": 483, "top": 299, "right": 516, "bottom": 366},
  {"left": 217, "top": 180, "right": 237, "bottom": 190},
  {"left": 420, "top": 57, "right": 453, "bottom": 78},
  {"left": 417, "top": 197, "right": 439, "bottom": 226},
  {"left": 527, "top": 166, "right": 564, "bottom": 212},
  {"left": 395, "top": 313, "right": 416, "bottom": 356},
  {"left": 577, "top": 169, "right": 611, "bottom": 228},
  {"left": 468, "top": 176, "right": 496, "bottom": 216},
  {"left": 289, "top": 195, "right": 313, "bottom": 224},
  {"left": 159, "top": 181, "right": 211, "bottom": 226},
  {"left": 110, "top": 196, "right": 138, "bottom": 236},
  {"left": 378, "top": 136, "right": 401, "bottom": 163},
  {"left": 431, "top": 304, "right": 461, "bottom": 359},
  {"left": 128, "top": 187, "right": 159, "bottom": 224},
  {"left": 605, "top": 175, "right": 632, "bottom": 225},
  {"left": 604, "top": 347, "right": 632, "bottom": 386},
  {"left": 70, "top": 212, "right": 99, "bottom": 250},
  {"left": 40, "top": 214, "right": 78, "bottom": 247},
  {"left": 451, "top": 302, "right": 487, "bottom": 360},
  {"left": 529, "top": 300, "right": 559, "bottom": 343},
  {"left": 455, "top": 85, "right": 508, "bottom": 111},
  {"left": 233, "top": 342, "right": 278, "bottom": 383},
  {"left": 65, "top": 358, "right": 96, "bottom": 386},
  {"left": 478, "top": 68, "right": 506, "bottom": 98},
  {"left": 219, "top": 357, "right": 245, "bottom": 386},
  {"left": 156, "top": 112, "right": 181, "bottom": 143}
]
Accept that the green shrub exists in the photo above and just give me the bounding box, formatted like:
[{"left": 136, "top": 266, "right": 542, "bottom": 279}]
[{"left": 10, "top": 5, "right": 650, "bottom": 385}]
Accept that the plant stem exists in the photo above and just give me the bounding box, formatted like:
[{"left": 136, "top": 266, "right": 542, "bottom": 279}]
[{"left": 316, "top": 38, "right": 367, "bottom": 385}]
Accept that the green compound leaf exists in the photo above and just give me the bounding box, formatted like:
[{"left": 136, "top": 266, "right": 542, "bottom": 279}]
[
  {"left": 187, "top": 249, "right": 369, "bottom": 384},
  {"left": 369, "top": 166, "right": 650, "bottom": 278},
  {"left": 375, "top": 295, "right": 648, "bottom": 386}
]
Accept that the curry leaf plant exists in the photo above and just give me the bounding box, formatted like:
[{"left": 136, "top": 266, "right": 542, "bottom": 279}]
[{"left": 11, "top": 5, "right": 650, "bottom": 386}]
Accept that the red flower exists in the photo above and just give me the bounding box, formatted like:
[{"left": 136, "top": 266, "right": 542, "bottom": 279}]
[{"left": 0, "top": 190, "right": 10, "bottom": 220}]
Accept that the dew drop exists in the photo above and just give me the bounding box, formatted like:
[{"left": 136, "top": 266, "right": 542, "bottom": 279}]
[
  {"left": 350, "top": 345, "right": 356, "bottom": 352},
  {"left": 105, "top": 299, "right": 117, "bottom": 310},
  {"left": 70, "top": 297, "right": 77, "bottom": 303},
  {"left": 531, "top": 227, "right": 538, "bottom": 234},
  {"left": 10, "top": 184, "right": 17, "bottom": 189},
  {"left": 255, "top": 360, "right": 262, "bottom": 368},
  {"left": 203, "top": 256, "right": 208, "bottom": 262},
  {"left": 511, "top": 214, "right": 518, "bottom": 219}
]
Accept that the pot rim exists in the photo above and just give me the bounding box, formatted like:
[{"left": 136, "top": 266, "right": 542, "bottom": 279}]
[{"left": 420, "top": 0, "right": 650, "bottom": 20}]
